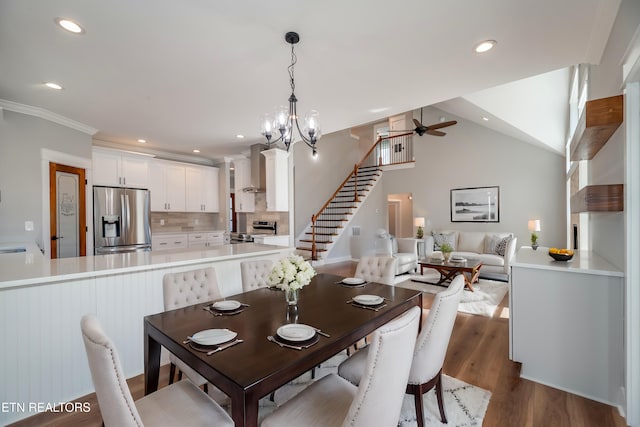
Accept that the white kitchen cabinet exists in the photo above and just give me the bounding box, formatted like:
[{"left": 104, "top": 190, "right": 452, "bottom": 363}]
[
  {"left": 188, "top": 231, "right": 224, "bottom": 248},
  {"left": 92, "top": 148, "right": 150, "bottom": 189},
  {"left": 262, "top": 148, "right": 290, "bottom": 212},
  {"left": 234, "top": 158, "right": 254, "bottom": 212},
  {"left": 185, "top": 165, "right": 219, "bottom": 212},
  {"left": 149, "top": 159, "right": 186, "bottom": 212},
  {"left": 152, "top": 233, "right": 188, "bottom": 251}
]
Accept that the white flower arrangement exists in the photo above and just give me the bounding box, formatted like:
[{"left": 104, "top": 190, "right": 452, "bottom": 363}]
[{"left": 268, "top": 254, "right": 316, "bottom": 291}]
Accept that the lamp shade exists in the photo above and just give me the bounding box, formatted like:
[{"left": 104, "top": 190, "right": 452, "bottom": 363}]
[
  {"left": 528, "top": 219, "right": 541, "bottom": 232},
  {"left": 414, "top": 217, "right": 425, "bottom": 228}
]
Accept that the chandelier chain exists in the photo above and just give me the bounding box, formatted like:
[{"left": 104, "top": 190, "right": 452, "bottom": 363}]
[{"left": 288, "top": 43, "right": 297, "bottom": 95}]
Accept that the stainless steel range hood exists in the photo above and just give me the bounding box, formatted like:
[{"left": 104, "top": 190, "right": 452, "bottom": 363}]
[{"left": 242, "top": 143, "right": 267, "bottom": 193}]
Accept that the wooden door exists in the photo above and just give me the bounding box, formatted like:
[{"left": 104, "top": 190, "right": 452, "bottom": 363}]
[{"left": 49, "top": 163, "right": 86, "bottom": 258}]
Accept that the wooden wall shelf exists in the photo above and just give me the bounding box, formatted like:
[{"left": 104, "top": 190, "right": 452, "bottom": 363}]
[
  {"left": 571, "top": 184, "right": 624, "bottom": 213},
  {"left": 570, "top": 95, "right": 623, "bottom": 161}
]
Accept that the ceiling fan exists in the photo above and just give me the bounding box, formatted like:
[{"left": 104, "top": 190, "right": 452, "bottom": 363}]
[{"left": 391, "top": 108, "right": 457, "bottom": 137}]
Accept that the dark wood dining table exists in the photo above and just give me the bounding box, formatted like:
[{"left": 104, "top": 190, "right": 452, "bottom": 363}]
[{"left": 144, "top": 272, "right": 423, "bottom": 427}]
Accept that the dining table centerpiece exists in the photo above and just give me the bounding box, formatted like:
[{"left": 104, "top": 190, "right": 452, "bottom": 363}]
[{"left": 268, "top": 254, "right": 316, "bottom": 306}]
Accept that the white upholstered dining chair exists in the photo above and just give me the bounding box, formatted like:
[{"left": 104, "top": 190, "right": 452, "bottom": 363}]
[
  {"left": 354, "top": 255, "right": 397, "bottom": 285},
  {"left": 163, "top": 267, "right": 224, "bottom": 399},
  {"left": 80, "top": 315, "right": 233, "bottom": 427},
  {"left": 261, "top": 306, "right": 421, "bottom": 427},
  {"left": 240, "top": 259, "right": 274, "bottom": 292},
  {"left": 338, "top": 275, "right": 465, "bottom": 426}
]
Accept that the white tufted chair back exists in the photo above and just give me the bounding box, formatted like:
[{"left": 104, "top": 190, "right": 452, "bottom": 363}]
[
  {"left": 81, "top": 315, "right": 143, "bottom": 427},
  {"left": 240, "top": 259, "right": 274, "bottom": 292},
  {"left": 408, "top": 275, "right": 464, "bottom": 384},
  {"left": 354, "top": 256, "right": 397, "bottom": 285},
  {"left": 343, "top": 306, "right": 421, "bottom": 427},
  {"left": 163, "top": 267, "right": 221, "bottom": 310}
]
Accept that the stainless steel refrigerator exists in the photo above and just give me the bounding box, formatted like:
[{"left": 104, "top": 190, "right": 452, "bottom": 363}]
[{"left": 93, "top": 186, "right": 151, "bottom": 255}]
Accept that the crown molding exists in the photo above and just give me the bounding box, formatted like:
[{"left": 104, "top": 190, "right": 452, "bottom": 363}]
[{"left": 0, "top": 99, "right": 98, "bottom": 136}]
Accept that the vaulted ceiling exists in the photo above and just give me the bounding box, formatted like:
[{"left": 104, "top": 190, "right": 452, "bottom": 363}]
[{"left": 0, "top": 0, "right": 621, "bottom": 161}]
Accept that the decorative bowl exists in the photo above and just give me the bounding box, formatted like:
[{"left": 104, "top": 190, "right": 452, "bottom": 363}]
[{"left": 548, "top": 249, "right": 574, "bottom": 261}]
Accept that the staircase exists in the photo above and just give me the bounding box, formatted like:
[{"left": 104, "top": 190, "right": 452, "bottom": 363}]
[
  {"left": 296, "top": 131, "right": 414, "bottom": 261},
  {"left": 296, "top": 165, "right": 382, "bottom": 259}
]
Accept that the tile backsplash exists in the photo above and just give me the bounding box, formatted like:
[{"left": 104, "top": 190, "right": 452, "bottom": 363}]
[{"left": 151, "top": 212, "right": 220, "bottom": 233}]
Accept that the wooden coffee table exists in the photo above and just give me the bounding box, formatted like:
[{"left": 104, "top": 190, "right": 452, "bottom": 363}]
[{"left": 417, "top": 258, "right": 483, "bottom": 291}]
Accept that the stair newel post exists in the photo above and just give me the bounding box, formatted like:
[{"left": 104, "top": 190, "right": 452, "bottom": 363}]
[{"left": 311, "top": 214, "right": 317, "bottom": 260}]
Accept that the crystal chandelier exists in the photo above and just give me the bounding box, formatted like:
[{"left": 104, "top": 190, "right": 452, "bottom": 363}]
[{"left": 260, "top": 32, "right": 321, "bottom": 156}]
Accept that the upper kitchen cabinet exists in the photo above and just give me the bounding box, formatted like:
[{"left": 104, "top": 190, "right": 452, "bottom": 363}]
[
  {"left": 234, "top": 158, "right": 255, "bottom": 212},
  {"left": 149, "top": 159, "right": 186, "bottom": 212},
  {"left": 185, "top": 165, "right": 220, "bottom": 212},
  {"left": 92, "top": 148, "right": 150, "bottom": 188},
  {"left": 262, "top": 148, "right": 290, "bottom": 212}
]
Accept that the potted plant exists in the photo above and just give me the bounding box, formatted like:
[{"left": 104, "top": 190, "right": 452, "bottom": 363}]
[
  {"left": 440, "top": 243, "right": 453, "bottom": 261},
  {"left": 531, "top": 232, "right": 539, "bottom": 250}
]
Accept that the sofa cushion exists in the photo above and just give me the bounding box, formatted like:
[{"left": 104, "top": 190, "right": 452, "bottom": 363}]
[
  {"left": 432, "top": 232, "right": 457, "bottom": 251},
  {"left": 395, "top": 252, "right": 416, "bottom": 265},
  {"left": 475, "top": 253, "right": 505, "bottom": 267},
  {"left": 457, "top": 232, "right": 486, "bottom": 253},
  {"left": 484, "top": 233, "right": 512, "bottom": 255}
]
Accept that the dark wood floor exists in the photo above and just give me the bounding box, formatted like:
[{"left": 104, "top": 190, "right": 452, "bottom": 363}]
[{"left": 11, "top": 261, "right": 627, "bottom": 427}]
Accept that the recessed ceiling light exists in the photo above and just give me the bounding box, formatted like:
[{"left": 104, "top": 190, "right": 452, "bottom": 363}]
[
  {"left": 236, "top": 134, "right": 245, "bottom": 139},
  {"left": 137, "top": 139, "right": 147, "bottom": 143},
  {"left": 482, "top": 117, "right": 489, "bottom": 121},
  {"left": 369, "top": 107, "right": 389, "bottom": 114},
  {"left": 55, "top": 18, "right": 85, "bottom": 34},
  {"left": 193, "top": 149, "right": 200, "bottom": 153},
  {"left": 44, "top": 82, "right": 63, "bottom": 90},
  {"left": 474, "top": 40, "right": 496, "bottom": 53}
]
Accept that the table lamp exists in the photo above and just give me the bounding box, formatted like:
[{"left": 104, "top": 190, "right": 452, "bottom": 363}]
[
  {"left": 528, "top": 219, "right": 541, "bottom": 250},
  {"left": 414, "top": 217, "right": 425, "bottom": 239}
]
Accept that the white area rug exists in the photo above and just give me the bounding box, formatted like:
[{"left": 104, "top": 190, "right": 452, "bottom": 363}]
[
  {"left": 399, "top": 375, "right": 491, "bottom": 427},
  {"left": 397, "top": 277, "right": 508, "bottom": 318},
  {"left": 254, "top": 352, "right": 491, "bottom": 426}
]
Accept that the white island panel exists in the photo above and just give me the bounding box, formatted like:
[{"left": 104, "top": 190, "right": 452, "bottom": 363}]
[
  {"left": 510, "top": 247, "right": 624, "bottom": 406},
  {"left": 0, "top": 243, "right": 290, "bottom": 425}
]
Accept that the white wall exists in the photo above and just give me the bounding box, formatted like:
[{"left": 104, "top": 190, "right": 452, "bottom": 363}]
[
  {"left": 383, "top": 106, "right": 567, "bottom": 249},
  {"left": 587, "top": 0, "right": 640, "bottom": 269},
  {"left": 292, "top": 129, "right": 361, "bottom": 237},
  {"left": 0, "top": 111, "right": 92, "bottom": 248}
]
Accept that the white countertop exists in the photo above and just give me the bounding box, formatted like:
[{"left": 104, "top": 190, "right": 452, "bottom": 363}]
[
  {"left": 512, "top": 246, "right": 623, "bottom": 277},
  {"left": 0, "top": 243, "right": 289, "bottom": 290}
]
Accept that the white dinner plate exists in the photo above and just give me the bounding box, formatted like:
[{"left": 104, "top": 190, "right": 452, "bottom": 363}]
[
  {"left": 212, "top": 300, "right": 242, "bottom": 311},
  {"left": 353, "top": 295, "right": 384, "bottom": 306},
  {"left": 276, "top": 324, "right": 316, "bottom": 342},
  {"left": 190, "top": 329, "right": 237, "bottom": 346},
  {"left": 342, "top": 277, "right": 365, "bottom": 285}
]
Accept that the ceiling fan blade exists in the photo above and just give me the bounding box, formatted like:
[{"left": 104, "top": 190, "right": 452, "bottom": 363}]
[
  {"left": 426, "top": 130, "right": 446, "bottom": 137},
  {"left": 427, "top": 120, "right": 457, "bottom": 130},
  {"left": 413, "top": 118, "right": 423, "bottom": 128}
]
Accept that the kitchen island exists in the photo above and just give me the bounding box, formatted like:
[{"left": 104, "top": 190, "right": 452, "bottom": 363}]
[
  {"left": 0, "top": 243, "right": 291, "bottom": 425},
  {"left": 510, "top": 247, "right": 624, "bottom": 406}
]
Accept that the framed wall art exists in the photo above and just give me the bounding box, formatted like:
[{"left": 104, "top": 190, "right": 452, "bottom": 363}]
[{"left": 450, "top": 186, "right": 500, "bottom": 222}]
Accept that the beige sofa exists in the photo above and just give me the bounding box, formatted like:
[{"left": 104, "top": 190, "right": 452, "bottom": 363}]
[{"left": 424, "top": 230, "right": 517, "bottom": 281}]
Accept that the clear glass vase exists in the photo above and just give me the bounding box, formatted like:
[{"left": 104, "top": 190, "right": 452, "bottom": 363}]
[{"left": 285, "top": 288, "right": 298, "bottom": 306}]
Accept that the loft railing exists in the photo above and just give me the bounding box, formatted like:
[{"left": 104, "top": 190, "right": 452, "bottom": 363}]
[{"left": 309, "top": 132, "right": 414, "bottom": 259}]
